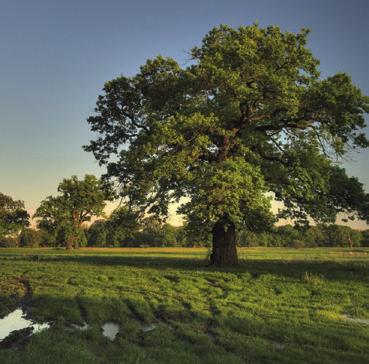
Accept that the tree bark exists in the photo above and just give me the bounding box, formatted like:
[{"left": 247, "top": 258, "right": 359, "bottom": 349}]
[
  {"left": 65, "top": 225, "right": 77, "bottom": 251},
  {"left": 210, "top": 215, "right": 238, "bottom": 266},
  {"left": 66, "top": 236, "right": 74, "bottom": 251}
]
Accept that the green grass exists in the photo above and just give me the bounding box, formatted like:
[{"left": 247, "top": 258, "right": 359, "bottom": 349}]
[{"left": 1, "top": 247, "right": 369, "bottom": 363}]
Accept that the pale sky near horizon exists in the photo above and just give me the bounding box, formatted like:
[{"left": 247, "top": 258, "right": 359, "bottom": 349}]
[{"left": 0, "top": 0, "right": 368, "bottom": 228}]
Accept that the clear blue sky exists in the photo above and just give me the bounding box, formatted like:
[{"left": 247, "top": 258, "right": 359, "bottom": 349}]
[{"left": 0, "top": 0, "right": 368, "bottom": 226}]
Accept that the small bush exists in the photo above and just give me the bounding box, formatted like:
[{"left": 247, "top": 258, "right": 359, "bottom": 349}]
[{"left": 0, "top": 236, "right": 18, "bottom": 247}]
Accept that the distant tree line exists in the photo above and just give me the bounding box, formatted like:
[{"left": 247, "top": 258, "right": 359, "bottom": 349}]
[
  {"left": 238, "top": 224, "right": 369, "bottom": 248},
  {"left": 1, "top": 175, "right": 368, "bottom": 249},
  {"left": 87, "top": 221, "right": 369, "bottom": 248},
  {"left": 2, "top": 220, "right": 369, "bottom": 249}
]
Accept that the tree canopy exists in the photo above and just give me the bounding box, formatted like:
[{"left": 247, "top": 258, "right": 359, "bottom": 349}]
[
  {"left": 34, "top": 175, "right": 112, "bottom": 249},
  {"left": 0, "top": 192, "right": 29, "bottom": 238},
  {"left": 85, "top": 24, "right": 369, "bottom": 265}
]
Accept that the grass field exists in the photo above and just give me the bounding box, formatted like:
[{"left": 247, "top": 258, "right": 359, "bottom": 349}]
[{"left": 1, "top": 247, "right": 369, "bottom": 363}]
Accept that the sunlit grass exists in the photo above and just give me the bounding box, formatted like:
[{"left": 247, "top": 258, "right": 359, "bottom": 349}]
[{"left": 1, "top": 247, "right": 369, "bottom": 363}]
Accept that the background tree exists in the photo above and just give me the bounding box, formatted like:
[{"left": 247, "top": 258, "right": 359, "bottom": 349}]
[
  {"left": 0, "top": 192, "right": 29, "bottom": 241},
  {"left": 106, "top": 207, "right": 140, "bottom": 246},
  {"left": 362, "top": 230, "right": 369, "bottom": 247},
  {"left": 134, "top": 216, "right": 179, "bottom": 247},
  {"left": 318, "top": 224, "right": 362, "bottom": 248},
  {"left": 34, "top": 175, "right": 111, "bottom": 249},
  {"left": 87, "top": 219, "right": 108, "bottom": 247},
  {"left": 19, "top": 228, "right": 44, "bottom": 248},
  {"left": 33, "top": 195, "right": 68, "bottom": 245},
  {"left": 180, "top": 217, "right": 212, "bottom": 247},
  {"left": 85, "top": 24, "right": 369, "bottom": 266},
  {"left": 86, "top": 209, "right": 182, "bottom": 247}
]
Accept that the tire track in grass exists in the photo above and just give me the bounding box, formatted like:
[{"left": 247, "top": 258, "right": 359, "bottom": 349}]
[
  {"left": 19, "top": 276, "right": 33, "bottom": 309},
  {"left": 200, "top": 278, "right": 231, "bottom": 352},
  {"left": 75, "top": 296, "right": 89, "bottom": 323}
]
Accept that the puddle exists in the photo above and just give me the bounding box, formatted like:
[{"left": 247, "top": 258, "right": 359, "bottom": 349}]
[
  {"left": 101, "top": 322, "right": 119, "bottom": 341},
  {"left": 71, "top": 322, "right": 89, "bottom": 331},
  {"left": 272, "top": 342, "right": 285, "bottom": 350},
  {"left": 342, "top": 315, "right": 369, "bottom": 325},
  {"left": 141, "top": 323, "right": 156, "bottom": 332},
  {"left": 0, "top": 308, "right": 50, "bottom": 342}
]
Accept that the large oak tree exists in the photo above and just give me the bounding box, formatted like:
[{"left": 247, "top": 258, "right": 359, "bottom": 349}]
[{"left": 85, "top": 25, "right": 369, "bottom": 265}]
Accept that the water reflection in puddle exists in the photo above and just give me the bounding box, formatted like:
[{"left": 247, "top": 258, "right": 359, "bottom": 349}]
[
  {"left": 1, "top": 309, "right": 161, "bottom": 346},
  {"left": 141, "top": 323, "right": 156, "bottom": 332},
  {"left": 0, "top": 309, "right": 50, "bottom": 342},
  {"left": 272, "top": 341, "right": 285, "bottom": 350},
  {"left": 101, "top": 322, "right": 119, "bottom": 341},
  {"left": 71, "top": 322, "right": 89, "bottom": 331}
]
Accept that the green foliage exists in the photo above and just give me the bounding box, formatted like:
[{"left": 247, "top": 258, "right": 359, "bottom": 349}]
[
  {"left": 133, "top": 216, "right": 180, "bottom": 247},
  {"left": 35, "top": 175, "right": 111, "bottom": 230},
  {"left": 106, "top": 207, "right": 141, "bottom": 246},
  {"left": 177, "top": 221, "right": 209, "bottom": 247},
  {"left": 56, "top": 175, "right": 113, "bottom": 223},
  {"left": 312, "top": 225, "right": 362, "bottom": 247},
  {"left": 362, "top": 230, "right": 369, "bottom": 247},
  {"left": 87, "top": 220, "right": 108, "bottom": 247},
  {"left": 0, "top": 192, "right": 29, "bottom": 238},
  {"left": 85, "top": 24, "right": 369, "bottom": 244},
  {"left": 19, "top": 228, "right": 44, "bottom": 248},
  {"left": 83, "top": 213, "right": 368, "bottom": 248},
  {"left": 237, "top": 224, "right": 364, "bottom": 248},
  {"left": 54, "top": 224, "right": 87, "bottom": 248},
  {"left": 34, "top": 175, "right": 111, "bottom": 248},
  {"left": 85, "top": 211, "right": 184, "bottom": 247},
  {"left": 77, "top": 228, "right": 88, "bottom": 248}
]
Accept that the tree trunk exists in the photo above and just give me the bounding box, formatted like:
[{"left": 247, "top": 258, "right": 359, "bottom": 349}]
[
  {"left": 74, "top": 229, "right": 79, "bottom": 249},
  {"left": 66, "top": 226, "right": 77, "bottom": 251},
  {"left": 210, "top": 215, "right": 238, "bottom": 266},
  {"left": 66, "top": 236, "right": 74, "bottom": 251},
  {"left": 348, "top": 234, "right": 353, "bottom": 249}
]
